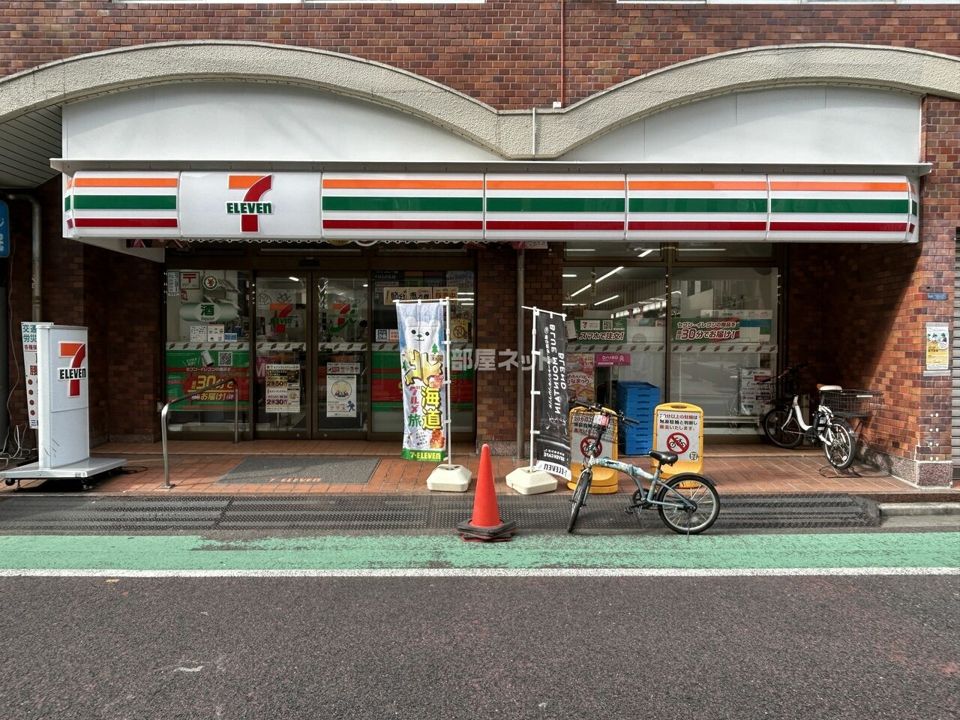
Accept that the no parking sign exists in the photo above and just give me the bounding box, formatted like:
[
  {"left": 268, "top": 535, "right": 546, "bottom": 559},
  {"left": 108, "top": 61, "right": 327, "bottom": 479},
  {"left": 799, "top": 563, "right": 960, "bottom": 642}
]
[{"left": 652, "top": 403, "right": 703, "bottom": 477}]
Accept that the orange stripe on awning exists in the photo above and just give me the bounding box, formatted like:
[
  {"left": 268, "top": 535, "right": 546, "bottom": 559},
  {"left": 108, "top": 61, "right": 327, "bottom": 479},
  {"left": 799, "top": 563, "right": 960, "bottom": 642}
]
[
  {"left": 770, "top": 181, "right": 910, "bottom": 192},
  {"left": 322, "top": 179, "right": 483, "bottom": 190},
  {"left": 73, "top": 177, "right": 178, "bottom": 188},
  {"left": 228, "top": 175, "right": 266, "bottom": 190},
  {"left": 65, "top": 178, "right": 74, "bottom": 189},
  {"left": 487, "top": 180, "right": 625, "bottom": 191},
  {"left": 628, "top": 180, "right": 767, "bottom": 191}
]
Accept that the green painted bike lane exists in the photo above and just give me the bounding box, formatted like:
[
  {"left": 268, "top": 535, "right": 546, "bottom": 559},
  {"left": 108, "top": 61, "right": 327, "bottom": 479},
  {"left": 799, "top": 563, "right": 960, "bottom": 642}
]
[{"left": 0, "top": 532, "right": 956, "bottom": 573}]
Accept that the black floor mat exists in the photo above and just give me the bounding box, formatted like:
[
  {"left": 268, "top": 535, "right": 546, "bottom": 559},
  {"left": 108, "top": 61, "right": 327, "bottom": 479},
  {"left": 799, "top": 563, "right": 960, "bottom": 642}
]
[{"left": 218, "top": 456, "right": 379, "bottom": 484}]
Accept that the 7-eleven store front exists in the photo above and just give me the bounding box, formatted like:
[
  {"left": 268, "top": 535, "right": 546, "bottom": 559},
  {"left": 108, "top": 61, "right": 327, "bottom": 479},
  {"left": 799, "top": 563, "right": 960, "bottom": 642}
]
[{"left": 57, "top": 80, "right": 931, "bottom": 475}]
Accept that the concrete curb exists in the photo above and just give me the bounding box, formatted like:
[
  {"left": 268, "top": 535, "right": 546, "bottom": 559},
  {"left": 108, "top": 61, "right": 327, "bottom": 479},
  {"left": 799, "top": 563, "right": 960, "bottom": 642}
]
[{"left": 878, "top": 503, "right": 960, "bottom": 517}]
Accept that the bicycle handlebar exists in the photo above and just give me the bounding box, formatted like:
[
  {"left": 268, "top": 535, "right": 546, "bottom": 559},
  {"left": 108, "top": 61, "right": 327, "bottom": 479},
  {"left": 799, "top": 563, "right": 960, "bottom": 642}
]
[{"left": 571, "top": 401, "right": 642, "bottom": 427}]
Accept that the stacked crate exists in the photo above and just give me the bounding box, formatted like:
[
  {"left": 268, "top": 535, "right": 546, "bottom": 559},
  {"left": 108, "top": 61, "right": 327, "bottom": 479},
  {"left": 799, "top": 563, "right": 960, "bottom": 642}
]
[{"left": 616, "top": 381, "right": 659, "bottom": 456}]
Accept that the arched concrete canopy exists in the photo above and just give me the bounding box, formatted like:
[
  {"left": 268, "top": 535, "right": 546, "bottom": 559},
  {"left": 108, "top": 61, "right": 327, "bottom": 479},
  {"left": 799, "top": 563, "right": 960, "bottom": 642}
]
[{"left": 1, "top": 41, "right": 959, "bottom": 160}]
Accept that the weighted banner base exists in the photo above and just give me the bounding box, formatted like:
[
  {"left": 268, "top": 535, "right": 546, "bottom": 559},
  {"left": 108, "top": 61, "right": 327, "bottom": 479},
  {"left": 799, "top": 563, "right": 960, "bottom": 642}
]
[
  {"left": 427, "top": 463, "right": 471, "bottom": 492},
  {"left": 506, "top": 466, "right": 558, "bottom": 495}
]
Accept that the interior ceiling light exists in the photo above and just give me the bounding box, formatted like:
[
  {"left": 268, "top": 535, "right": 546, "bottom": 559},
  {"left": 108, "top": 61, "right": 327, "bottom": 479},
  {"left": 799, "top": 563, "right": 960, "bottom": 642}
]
[
  {"left": 562, "top": 273, "right": 578, "bottom": 278},
  {"left": 594, "top": 294, "right": 620, "bottom": 306},
  {"left": 566, "top": 248, "right": 596, "bottom": 252},
  {"left": 594, "top": 266, "right": 624, "bottom": 284},
  {"left": 637, "top": 249, "right": 655, "bottom": 258},
  {"left": 569, "top": 283, "right": 593, "bottom": 298}
]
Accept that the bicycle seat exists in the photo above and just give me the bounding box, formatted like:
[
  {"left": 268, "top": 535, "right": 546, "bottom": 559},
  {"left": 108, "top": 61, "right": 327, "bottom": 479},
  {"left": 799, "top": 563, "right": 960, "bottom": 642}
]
[
  {"left": 817, "top": 384, "right": 842, "bottom": 392},
  {"left": 649, "top": 450, "right": 679, "bottom": 466}
]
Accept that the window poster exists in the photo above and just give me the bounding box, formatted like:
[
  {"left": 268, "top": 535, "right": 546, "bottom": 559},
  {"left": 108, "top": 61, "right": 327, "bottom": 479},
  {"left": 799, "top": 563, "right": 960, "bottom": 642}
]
[
  {"left": 265, "top": 363, "right": 301, "bottom": 414},
  {"left": 326, "top": 374, "right": 358, "bottom": 418}
]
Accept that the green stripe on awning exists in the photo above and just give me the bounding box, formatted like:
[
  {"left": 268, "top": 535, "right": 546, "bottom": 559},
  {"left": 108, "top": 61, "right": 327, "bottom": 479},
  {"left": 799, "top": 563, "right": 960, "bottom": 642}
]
[
  {"left": 629, "top": 198, "right": 767, "bottom": 213},
  {"left": 771, "top": 199, "right": 910, "bottom": 214},
  {"left": 64, "top": 196, "right": 71, "bottom": 212},
  {"left": 487, "top": 198, "right": 625, "bottom": 213},
  {"left": 72, "top": 195, "right": 177, "bottom": 211},
  {"left": 323, "top": 197, "right": 482, "bottom": 212}
]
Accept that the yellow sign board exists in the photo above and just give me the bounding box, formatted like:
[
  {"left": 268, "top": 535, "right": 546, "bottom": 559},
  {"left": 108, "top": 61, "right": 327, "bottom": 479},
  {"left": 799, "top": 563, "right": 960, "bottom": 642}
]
[{"left": 652, "top": 402, "right": 704, "bottom": 477}]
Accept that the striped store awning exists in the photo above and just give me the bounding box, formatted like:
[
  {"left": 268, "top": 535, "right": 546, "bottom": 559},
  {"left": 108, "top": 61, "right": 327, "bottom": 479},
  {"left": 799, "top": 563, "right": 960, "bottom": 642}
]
[{"left": 63, "top": 171, "right": 919, "bottom": 244}]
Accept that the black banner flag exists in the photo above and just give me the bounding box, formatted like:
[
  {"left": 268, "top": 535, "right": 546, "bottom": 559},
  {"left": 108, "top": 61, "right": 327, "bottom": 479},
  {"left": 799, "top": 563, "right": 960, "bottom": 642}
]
[{"left": 534, "top": 312, "right": 571, "bottom": 480}]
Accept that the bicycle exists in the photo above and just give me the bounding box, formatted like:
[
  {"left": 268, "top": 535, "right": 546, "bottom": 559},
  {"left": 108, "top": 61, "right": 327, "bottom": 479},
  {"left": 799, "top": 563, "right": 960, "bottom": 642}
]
[
  {"left": 567, "top": 403, "right": 720, "bottom": 535},
  {"left": 761, "top": 382, "right": 861, "bottom": 470}
]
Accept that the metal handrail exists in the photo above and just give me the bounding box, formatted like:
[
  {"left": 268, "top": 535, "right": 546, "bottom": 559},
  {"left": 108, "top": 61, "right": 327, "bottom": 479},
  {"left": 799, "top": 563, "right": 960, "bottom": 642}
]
[{"left": 160, "top": 377, "right": 239, "bottom": 489}]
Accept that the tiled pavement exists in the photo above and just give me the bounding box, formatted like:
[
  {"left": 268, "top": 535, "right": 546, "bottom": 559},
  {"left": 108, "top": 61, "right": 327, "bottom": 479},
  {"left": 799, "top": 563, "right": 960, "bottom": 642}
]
[{"left": 2, "top": 440, "right": 956, "bottom": 500}]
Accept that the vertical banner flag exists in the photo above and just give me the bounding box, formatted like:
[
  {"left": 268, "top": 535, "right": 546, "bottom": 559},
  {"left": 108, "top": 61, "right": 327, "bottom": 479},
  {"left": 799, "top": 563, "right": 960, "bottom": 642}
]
[
  {"left": 397, "top": 301, "right": 448, "bottom": 462},
  {"left": 534, "top": 312, "right": 571, "bottom": 479}
]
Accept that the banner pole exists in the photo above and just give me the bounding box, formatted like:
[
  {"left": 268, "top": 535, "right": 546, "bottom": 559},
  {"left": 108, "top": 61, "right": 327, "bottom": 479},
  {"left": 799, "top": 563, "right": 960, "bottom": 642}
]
[
  {"left": 528, "top": 307, "right": 539, "bottom": 469},
  {"left": 444, "top": 297, "right": 452, "bottom": 467}
]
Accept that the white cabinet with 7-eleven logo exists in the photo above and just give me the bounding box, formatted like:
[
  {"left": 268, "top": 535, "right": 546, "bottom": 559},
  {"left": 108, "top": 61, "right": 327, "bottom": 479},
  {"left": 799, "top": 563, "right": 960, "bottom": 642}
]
[{"left": 1, "top": 324, "right": 125, "bottom": 486}]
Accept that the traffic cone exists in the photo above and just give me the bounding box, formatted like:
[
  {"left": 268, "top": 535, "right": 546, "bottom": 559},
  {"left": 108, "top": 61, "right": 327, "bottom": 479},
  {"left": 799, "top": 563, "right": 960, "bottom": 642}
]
[{"left": 456, "top": 444, "right": 516, "bottom": 542}]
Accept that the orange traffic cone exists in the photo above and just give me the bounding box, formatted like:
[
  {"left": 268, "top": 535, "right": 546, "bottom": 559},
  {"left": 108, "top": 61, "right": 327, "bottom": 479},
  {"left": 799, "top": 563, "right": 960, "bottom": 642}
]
[{"left": 456, "top": 443, "right": 516, "bottom": 542}]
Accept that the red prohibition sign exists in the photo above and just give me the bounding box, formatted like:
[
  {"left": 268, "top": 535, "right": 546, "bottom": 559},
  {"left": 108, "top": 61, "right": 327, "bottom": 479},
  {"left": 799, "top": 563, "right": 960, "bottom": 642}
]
[
  {"left": 666, "top": 432, "right": 689, "bottom": 454},
  {"left": 580, "top": 436, "right": 601, "bottom": 458}
]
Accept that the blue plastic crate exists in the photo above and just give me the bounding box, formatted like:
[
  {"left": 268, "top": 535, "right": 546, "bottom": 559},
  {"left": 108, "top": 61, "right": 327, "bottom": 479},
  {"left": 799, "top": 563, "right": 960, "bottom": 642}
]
[
  {"left": 621, "top": 430, "right": 654, "bottom": 456},
  {"left": 617, "top": 381, "right": 660, "bottom": 404}
]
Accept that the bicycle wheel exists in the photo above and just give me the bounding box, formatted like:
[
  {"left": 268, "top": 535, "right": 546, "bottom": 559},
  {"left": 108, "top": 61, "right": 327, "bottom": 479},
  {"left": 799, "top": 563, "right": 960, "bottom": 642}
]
[
  {"left": 567, "top": 468, "right": 592, "bottom": 533},
  {"left": 656, "top": 474, "right": 720, "bottom": 535},
  {"left": 823, "top": 418, "right": 856, "bottom": 470},
  {"left": 761, "top": 407, "right": 803, "bottom": 448}
]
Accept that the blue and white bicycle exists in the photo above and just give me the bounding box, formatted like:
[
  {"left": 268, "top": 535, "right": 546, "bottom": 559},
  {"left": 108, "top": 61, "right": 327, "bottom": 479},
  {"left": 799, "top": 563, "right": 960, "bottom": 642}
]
[{"left": 567, "top": 403, "right": 721, "bottom": 535}]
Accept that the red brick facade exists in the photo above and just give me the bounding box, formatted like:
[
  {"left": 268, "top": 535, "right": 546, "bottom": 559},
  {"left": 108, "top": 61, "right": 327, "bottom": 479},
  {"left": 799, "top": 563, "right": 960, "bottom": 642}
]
[
  {"left": 2, "top": 3, "right": 959, "bottom": 108},
  {"left": 1, "top": 2, "right": 957, "bottom": 481}
]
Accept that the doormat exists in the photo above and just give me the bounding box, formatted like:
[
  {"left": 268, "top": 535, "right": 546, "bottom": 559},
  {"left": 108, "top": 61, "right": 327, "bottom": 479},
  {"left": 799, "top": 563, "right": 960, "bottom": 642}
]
[{"left": 217, "top": 456, "right": 379, "bottom": 485}]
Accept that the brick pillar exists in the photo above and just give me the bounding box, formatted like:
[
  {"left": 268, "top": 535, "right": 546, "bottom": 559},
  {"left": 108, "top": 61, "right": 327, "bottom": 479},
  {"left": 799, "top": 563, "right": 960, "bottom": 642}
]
[
  {"left": 103, "top": 251, "right": 163, "bottom": 442},
  {"left": 912, "top": 96, "right": 958, "bottom": 485},
  {"left": 475, "top": 244, "right": 518, "bottom": 453},
  {"left": 785, "top": 96, "right": 959, "bottom": 486}
]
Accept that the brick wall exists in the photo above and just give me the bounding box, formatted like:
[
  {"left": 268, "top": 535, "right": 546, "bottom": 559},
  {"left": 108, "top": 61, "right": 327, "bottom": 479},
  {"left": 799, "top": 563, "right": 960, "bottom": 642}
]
[
  {"left": 1, "top": 3, "right": 959, "bottom": 108},
  {"left": 786, "top": 95, "right": 958, "bottom": 485},
  {"left": 4, "top": 178, "right": 162, "bottom": 446}
]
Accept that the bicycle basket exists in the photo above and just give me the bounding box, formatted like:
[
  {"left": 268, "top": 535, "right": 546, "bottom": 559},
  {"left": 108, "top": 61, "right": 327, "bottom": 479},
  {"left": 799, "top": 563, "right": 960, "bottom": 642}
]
[{"left": 819, "top": 389, "right": 882, "bottom": 418}]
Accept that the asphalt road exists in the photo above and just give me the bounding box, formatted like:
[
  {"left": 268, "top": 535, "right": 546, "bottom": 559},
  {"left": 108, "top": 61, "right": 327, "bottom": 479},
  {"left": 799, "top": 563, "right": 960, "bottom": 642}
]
[{"left": 0, "top": 574, "right": 957, "bottom": 720}]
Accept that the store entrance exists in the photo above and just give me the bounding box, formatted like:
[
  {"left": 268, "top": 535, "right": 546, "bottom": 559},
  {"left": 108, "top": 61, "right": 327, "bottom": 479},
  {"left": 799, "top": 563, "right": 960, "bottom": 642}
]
[{"left": 254, "top": 274, "right": 369, "bottom": 438}]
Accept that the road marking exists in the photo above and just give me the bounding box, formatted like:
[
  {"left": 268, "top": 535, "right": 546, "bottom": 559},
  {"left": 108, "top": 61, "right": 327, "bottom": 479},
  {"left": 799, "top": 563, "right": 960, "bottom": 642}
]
[
  {"left": 0, "top": 532, "right": 956, "bottom": 575},
  {"left": 0, "top": 567, "right": 957, "bottom": 578}
]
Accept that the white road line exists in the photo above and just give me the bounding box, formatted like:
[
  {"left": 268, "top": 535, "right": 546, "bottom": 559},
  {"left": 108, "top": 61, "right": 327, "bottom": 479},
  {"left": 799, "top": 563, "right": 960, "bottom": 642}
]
[{"left": 0, "top": 567, "right": 957, "bottom": 579}]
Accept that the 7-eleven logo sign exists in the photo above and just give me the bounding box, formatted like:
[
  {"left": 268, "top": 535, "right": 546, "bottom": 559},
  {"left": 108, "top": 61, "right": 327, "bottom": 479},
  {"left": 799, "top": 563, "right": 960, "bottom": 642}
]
[
  {"left": 58, "top": 342, "right": 87, "bottom": 397},
  {"left": 226, "top": 175, "right": 273, "bottom": 233}
]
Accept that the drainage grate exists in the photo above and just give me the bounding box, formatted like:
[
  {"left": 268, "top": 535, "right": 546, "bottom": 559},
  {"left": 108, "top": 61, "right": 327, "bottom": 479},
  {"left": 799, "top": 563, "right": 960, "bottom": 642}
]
[{"left": 0, "top": 493, "right": 879, "bottom": 534}]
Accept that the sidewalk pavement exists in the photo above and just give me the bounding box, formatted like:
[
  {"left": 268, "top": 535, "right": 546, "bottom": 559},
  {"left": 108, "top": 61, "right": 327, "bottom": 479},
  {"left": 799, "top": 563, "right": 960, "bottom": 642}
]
[{"left": 2, "top": 440, "right": 956, "bottom": 502}]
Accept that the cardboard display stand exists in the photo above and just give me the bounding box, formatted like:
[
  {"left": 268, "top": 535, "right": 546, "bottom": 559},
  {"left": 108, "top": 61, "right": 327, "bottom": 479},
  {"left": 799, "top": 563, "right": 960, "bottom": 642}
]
[{"left": 1, "top": 324, "right": 125, "bottom": 487}]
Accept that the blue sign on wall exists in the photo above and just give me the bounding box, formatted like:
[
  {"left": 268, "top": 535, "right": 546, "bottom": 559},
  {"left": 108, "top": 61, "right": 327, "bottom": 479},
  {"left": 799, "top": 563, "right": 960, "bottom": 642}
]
[{"left": 0, "top": 200, "right": 8, "bottom": 258}]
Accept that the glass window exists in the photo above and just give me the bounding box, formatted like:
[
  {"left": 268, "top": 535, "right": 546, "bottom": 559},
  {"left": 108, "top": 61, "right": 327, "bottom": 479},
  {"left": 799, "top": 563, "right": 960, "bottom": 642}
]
[
  {"left": 673, "top": 243, "right": 773, "bottom": 260},
  {"left": 255, "top": 276, "right": 308, "bottom": 434},
  {"left": 564, "top": 266, "right": 667, "bottom": 428},
  {"left": 670, "top": 267, "right": 779, "bottom": 432},
  {"left": 164, "top": 270, "right": 251, "bottom": 435},
  {"left": 371, "top": 270, "right": 476, "bottom": 434},
  {"left": 565, "top": 242, "right": 662, "bottom": 261},
  {"left": 317, "top": 276, "right": 369, "bottom": 433}
]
